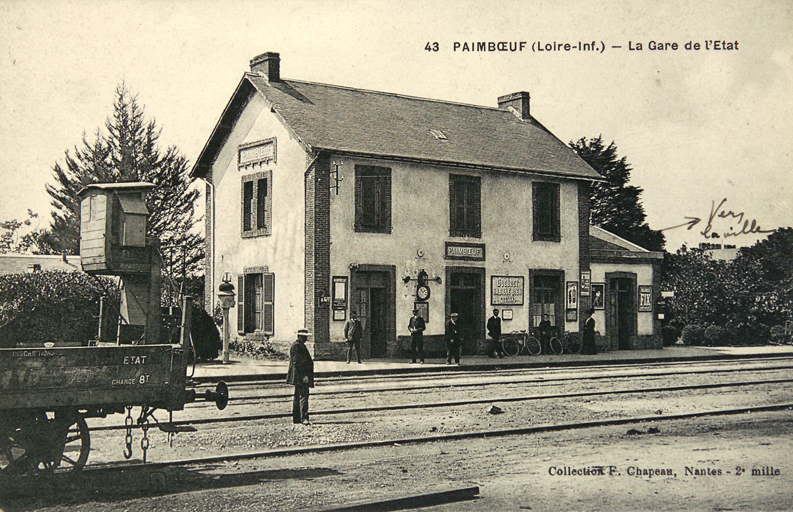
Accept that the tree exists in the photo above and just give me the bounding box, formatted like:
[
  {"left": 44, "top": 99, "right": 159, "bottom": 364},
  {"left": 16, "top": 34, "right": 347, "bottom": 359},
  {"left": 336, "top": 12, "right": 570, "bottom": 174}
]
[
  {"left": 0, "top": 210, "right": 56, "bottom": 254},
  {"left": 570, "top": 136, "right": 665, "bottom": 251},
  {"left": 43, "top": 83, "right": 204, "bottom": 279}
]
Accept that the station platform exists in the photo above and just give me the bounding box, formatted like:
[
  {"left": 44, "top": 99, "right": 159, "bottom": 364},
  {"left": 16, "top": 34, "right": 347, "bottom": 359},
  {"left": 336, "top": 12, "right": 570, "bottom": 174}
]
[{"left": 191, "top": 345, "right": 793, "bottom": 383}]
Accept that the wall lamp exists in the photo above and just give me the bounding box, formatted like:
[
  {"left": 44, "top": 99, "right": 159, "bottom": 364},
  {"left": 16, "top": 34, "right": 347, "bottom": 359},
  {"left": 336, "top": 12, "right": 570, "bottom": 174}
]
[{"left": 402, "top": 269, "right": 442, "bottom": 285}]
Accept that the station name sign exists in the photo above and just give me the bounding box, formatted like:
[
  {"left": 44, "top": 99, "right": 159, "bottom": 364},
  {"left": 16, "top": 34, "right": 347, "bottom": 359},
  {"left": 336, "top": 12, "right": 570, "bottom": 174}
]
[{"left": 445, "top": 242, "right": 485, "bottom": 261}]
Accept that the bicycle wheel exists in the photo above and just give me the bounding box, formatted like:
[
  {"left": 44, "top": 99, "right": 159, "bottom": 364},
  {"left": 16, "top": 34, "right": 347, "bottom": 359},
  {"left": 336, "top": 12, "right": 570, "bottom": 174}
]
[
  {"left": 525, "top": 336, "right": 542, "bottom": 356},
  {"left": 502, "top": 337, "right": 520, "bottom": 356},
  {"left": 566, "top": 333, "right": 582, "bottom": 354},
  {"left": 549, "top": 336, "right": 564, "bottom": 355}
]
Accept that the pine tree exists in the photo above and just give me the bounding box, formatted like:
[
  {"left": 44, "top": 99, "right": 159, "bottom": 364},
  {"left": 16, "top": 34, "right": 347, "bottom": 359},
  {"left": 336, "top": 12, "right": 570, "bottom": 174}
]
[
  {"left": 570, "top": 135, "right": 665, "bottom": 251},
  {"left": 43, "top": 83, "right": 204, "bottom": 279}
]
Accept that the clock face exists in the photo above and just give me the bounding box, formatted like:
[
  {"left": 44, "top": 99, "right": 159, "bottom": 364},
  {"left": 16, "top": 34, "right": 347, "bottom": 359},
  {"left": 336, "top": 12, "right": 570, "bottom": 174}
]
[{"left": 416, "top": 285, "right": 431, "bottom": 301}]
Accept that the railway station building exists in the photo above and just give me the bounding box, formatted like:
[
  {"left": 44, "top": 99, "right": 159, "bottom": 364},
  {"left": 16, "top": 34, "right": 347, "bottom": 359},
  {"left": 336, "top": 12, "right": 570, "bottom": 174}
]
[{"left": 191, "top": 52, "right": 662, "bottom": 359}]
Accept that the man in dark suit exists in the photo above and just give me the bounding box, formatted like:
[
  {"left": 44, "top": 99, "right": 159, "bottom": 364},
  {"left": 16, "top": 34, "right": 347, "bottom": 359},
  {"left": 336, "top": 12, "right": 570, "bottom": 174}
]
[
  {"left": 344, "top": 310, "right": 363, "bottom": 363},
  {"left": 444, "top": 312, "right": 462, "bottom": 365},
  {"left": 487, "top": 308, "right": 504, "bottom": 358},
  {"left": 286, "top": 328, "right": 314, "bottom": 425},
  {"left": 408, "top": 308, "right": 426, "bottom": 363}
]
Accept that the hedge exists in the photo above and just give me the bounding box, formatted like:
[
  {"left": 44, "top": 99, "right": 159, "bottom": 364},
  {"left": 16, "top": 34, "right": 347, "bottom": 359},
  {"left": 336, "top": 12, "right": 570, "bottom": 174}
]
[{"left": 0, "top": 270, "right": 118, "bottom": 348}]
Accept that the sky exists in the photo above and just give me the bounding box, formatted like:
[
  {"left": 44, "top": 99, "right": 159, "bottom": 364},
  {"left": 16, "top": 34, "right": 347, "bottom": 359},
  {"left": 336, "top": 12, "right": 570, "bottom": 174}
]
[{"left": 1, "top": 0, "right": 791, "bottom": 253}]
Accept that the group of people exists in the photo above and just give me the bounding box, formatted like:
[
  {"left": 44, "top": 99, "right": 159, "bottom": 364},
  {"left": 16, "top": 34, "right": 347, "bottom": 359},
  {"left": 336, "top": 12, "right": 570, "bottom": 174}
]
[{"left": 287, "top": 306, "right": 599, "bottom": 424}]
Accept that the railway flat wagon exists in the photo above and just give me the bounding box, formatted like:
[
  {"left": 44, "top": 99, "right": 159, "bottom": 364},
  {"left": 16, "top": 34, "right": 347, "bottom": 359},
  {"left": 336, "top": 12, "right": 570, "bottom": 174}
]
[{"left": 0, "top": 183, "right": 226, "bottom": 476}]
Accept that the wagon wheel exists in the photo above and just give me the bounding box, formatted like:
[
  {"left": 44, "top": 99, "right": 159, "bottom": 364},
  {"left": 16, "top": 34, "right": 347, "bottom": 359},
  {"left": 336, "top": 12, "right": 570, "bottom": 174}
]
[
  {"left": 56, "top": 415, "right": 90, "bottom": 472},
  {"left": 0, "top": 412, "right": 90, "bottom": 475},
  {"left": 0, "top": 411, "right": 49, "bottom": 475}
]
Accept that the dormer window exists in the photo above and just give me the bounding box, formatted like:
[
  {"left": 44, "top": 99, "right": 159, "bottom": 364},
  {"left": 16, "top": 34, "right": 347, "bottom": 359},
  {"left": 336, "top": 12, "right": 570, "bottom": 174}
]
[{"left": 429, "top": 129, "right": 448, "bottom": 140}]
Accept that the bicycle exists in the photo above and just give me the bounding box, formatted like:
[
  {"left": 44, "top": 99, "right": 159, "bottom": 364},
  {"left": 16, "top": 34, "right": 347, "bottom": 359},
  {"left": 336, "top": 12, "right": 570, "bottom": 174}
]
[
  {"left": 502, "top": 329, "right": 542, "bottom": 356},
  {"left": 549, "top": 331, "right": 582, "bottom": 355}
]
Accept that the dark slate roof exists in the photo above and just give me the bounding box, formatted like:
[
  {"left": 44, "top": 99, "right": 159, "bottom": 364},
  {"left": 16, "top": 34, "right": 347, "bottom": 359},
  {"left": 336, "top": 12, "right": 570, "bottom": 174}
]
[
  {"left": 0, "top": 254, "right": 82, "bottom": 275},
  {"left": 192, "top": 74, "right": 602, "bottom": 180}
]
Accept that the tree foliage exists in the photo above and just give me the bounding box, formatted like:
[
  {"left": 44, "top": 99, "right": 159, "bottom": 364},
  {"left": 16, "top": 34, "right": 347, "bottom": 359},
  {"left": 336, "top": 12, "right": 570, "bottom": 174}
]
[
  {"left": 661, "top": 228, "right": 793, "bottom": 344},
  {"left": 0, "top": 210, "right": 55, "bottom": 254},
  {"left": 570, "top": 136, "right": 665, "bottom": 251},
  {"left": 43, "top": 83, "right": 203, "bottom": 278}
]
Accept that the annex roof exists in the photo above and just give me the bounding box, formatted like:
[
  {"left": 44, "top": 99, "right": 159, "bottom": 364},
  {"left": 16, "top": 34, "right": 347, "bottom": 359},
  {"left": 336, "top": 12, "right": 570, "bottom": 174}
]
[
  {"left": 191, "top": 74, "right": 602, "bottom": 181},
  {"left": 590, "top": 225, "right": 664, "bottom": 262}
]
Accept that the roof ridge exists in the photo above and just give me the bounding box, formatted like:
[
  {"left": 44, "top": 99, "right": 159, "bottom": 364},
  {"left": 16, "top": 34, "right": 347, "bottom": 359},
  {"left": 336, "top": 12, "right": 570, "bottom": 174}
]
[{"left": 245, "top": 72, "right": 514, "bottom": 114}]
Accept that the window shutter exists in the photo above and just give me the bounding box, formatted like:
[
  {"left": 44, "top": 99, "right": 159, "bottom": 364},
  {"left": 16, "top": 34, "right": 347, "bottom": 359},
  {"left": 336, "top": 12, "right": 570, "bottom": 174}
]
[
  {"left": 256, "top": 178, "right": 266, "bottom": 230},
  {"left": 265, "top": 173, "right": 273, "bottom": 236},
  {"left": 263, "top": 273, "right": 274, "bottom": 335},
  {"left": 354, "top": 172, "right": 363, "bottom": 231},
  {"left": 242, "top": 181, "right": 253, "bottom": 232},
  {"left": 383, "top": 173, "right": 392, "bottom": 232},
  {"left": 449, "top": 177, "right": 456, "bottom": 235},
  {"left": 472, "top": 177, "right": 481, "bottom": 237},
  {"left": 553, "top": 184, "right": 560, "bottom": 237},
  {"left": 237, "top": 274, "right": 245, "bottom": 334}
]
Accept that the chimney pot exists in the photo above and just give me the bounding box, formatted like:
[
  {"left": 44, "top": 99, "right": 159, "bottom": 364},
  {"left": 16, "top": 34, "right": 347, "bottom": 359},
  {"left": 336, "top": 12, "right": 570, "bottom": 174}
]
[
  {"left": 498, "top": 91, "right": 530, "bottom": 120},
  {"left": 250, "top": 52, "right": 280, "bottom": 82}
]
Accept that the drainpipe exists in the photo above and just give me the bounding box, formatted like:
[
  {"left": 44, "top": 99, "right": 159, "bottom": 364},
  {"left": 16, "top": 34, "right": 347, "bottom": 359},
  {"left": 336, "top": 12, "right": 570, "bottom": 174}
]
[{"left": 198, "top": 177, "right": 215, "bottom": 315}]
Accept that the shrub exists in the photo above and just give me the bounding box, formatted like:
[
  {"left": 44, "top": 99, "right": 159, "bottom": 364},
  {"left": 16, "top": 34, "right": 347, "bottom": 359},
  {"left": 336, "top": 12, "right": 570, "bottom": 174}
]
[
  {"left": 191, "top": 306, "right": 222, "bottom": 361},
  {"left": 229, "top": 337, "right": 287, "bottom": 360},
  {"left": 735, "top": 322, "right": 772, "bottom": 346},
  {"left": 0, "top": 270, "right": 118, "bottom": 348},
  {"left": 680, "top": 324, "right": 705, "bottom": 346},
  {"left": 704, "top": 325, "right": 735, "bottom": 346}
]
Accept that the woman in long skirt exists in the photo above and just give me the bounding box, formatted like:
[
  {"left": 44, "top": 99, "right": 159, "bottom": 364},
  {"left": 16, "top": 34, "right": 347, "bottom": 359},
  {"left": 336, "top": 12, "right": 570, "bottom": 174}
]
[{"left": 582, "top": 307, "right": 598, "bottom": 355}]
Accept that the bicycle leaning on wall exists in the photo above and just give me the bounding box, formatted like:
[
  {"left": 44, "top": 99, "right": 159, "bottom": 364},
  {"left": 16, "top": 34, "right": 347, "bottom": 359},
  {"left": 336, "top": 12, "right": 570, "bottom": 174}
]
[
  {"left": 548, "top": 331, "right": 582, "bottom": 355},
  {"left": 502, "top": 329, "right": 542, "bottom": 356}
]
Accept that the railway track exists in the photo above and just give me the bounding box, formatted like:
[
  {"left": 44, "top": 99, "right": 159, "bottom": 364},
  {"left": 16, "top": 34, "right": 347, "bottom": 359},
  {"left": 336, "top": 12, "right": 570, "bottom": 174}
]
[
  {"left": 192, "top": 359, "right": 793, "bottom": 404},
  {"left": 85, "top": 375, "right": 793, "bottom": 431}
]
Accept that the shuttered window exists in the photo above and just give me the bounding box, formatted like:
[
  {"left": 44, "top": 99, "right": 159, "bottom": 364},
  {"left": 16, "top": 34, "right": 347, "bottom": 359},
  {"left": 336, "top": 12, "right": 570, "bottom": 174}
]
[
  {"left": 533, "top": 182, "right": 560, "bottom": 242},
  {"left": 237, "top": 270, "right": 275, "bottom": 335},
  {"left": 449, "top": 174, "right": 481, "bottom": 238},
  {"left": 241, "top": 171, "right": 272, "bottom": 238},
  {"left": 354, "top": 165, "right": 391, "bottom": 233}
]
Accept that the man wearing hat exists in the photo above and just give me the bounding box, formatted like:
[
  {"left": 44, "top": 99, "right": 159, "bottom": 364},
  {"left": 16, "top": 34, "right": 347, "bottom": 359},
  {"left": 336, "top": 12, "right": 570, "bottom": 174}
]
[
  {"left": 408, "top": 307, "right": 426, "bottom": 363},
  {"left": 487, "top": 308, "right": 504, "bottom": 358},
  {"left": 444, "top": 312, "right": 462, "bottom": 365},
  {"left": 344, "top": 310, "right": 363, "bottom": 363},
  {"left": 286, "top": 328, "right": 314, "bottom": 425}
]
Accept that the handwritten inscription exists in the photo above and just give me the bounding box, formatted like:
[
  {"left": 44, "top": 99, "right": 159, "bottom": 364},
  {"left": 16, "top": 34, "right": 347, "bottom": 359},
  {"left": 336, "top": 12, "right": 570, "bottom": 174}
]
[{"left": 661, "top": 198, "right": 776, "bottom": 240}]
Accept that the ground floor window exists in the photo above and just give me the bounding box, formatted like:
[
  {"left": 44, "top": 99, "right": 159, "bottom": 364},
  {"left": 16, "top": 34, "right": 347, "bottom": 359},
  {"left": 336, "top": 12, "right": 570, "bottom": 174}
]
[
  {"left": 532, "top": 274, "right": 561, "bottom": 328},
  {"left": 237, "top": 270, "right": 274, "bottom": 335}
]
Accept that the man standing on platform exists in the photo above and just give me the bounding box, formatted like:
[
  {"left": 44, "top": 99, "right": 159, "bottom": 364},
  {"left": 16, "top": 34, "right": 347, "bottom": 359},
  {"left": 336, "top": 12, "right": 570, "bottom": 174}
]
[
  {"left": 487, "top": 308, "right": 504, "bottom": 358},
  {"left": 286, "top": 328, "right": 314, "bottom": 425},
  {"left": 445, "top": 312, "right": 462, "bottom": 365},
  {"left": 408, "top": 308, "right": 426, "bottom": 363},
  {"left": 345, "top": 310, "right": 363, "bottom": 363}
]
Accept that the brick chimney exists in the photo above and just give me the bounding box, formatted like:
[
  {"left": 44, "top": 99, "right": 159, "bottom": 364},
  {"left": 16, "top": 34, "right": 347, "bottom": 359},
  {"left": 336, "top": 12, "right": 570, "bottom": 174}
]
[
  {"left": 250, "top": 52, "right": 280, "bottom": 82},
  {"left": 498, "top": 91, "right": 530, "bottom": 120}
]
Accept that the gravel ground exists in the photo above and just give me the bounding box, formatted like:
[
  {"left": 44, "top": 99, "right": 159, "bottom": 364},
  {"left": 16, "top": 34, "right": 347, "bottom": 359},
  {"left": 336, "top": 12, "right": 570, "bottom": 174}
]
[
  {"left": 2, "top": 364, "right": 792, "bottom": 511},
  {"left": 3, "top": 410, "right": 791, "bottom": 512}
]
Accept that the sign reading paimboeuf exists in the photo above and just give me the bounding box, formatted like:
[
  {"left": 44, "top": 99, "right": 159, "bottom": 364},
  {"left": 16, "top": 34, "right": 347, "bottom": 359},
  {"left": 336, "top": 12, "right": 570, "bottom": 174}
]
[{"left": 445, "top": 242, "right": 486, "bottom": 261}]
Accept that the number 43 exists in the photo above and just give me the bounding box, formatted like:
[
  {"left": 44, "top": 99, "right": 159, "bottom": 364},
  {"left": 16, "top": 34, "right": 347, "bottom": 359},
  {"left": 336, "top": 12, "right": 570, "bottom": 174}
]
[{"left": 425, "top": 42, "right": 439, "bottom": 52}]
